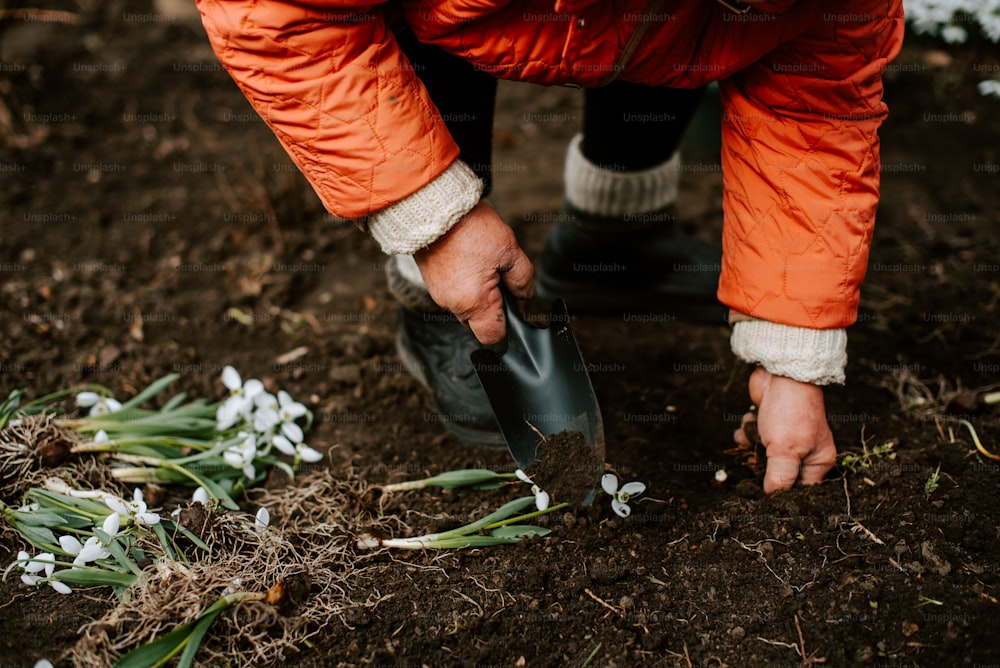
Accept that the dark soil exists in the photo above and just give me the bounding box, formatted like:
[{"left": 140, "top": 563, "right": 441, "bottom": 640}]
[
  {"left": 525, "top": 430, "right": 604, "bottom": 506},
  {"left": 2, "top": 3, "right": 1000, "bottom": 667}
]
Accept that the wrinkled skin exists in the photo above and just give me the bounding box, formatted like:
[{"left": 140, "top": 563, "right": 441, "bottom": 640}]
[
  {"left": 734, "top": 367, "right": 838, "bottom": 493},
  {"left": 414, "top": 201, "right": 534, "bottom": 345}
]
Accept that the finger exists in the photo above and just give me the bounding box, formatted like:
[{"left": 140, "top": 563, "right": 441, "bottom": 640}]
[
  {"left": 763, "top": 455, "right": 801, "bottom": 494},
  {"left": 499, "top": 251, "right": 535, "bottom": 300},
  {"left": 797, "top": 441, "right": 837, "bottom": 486},
  {"left": 733, "top": 427, "right": 750, "bottom": 447},
  {"left": 466, "top": 290, "right": 506, "bottom": 346},
  {"left": 747, "top": 367, "right": 770, "bottom": 405}
]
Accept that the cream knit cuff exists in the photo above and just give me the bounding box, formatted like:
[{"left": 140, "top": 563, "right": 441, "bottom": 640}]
[
  {"left": 367, "top": 160, "right": 483, "bottom": 255},
  {"left": 563, "top": 133, "right": 680, "bottom": 217},
  {"left": 731, "top": 320, "right": 847, "bottom": 386}
]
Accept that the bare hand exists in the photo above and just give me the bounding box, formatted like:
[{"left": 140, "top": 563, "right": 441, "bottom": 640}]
[
  {"left": 734, "top": 367, "right": 837, "bottom": 493},
  {"left": 413, "top": 201, "right": 534, "bottom": 345}
]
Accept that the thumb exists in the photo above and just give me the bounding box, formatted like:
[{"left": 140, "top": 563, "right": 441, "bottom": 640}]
[{"left": 763, "top": 455, "right": 801, "bottom": 494}]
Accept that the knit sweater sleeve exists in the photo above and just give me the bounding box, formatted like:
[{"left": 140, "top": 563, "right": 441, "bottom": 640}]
[
  {"left": 730, "top": 319, "right": 847, "bottom": 385},
  {"left": 366, "top": 160, "right": 483, "bottom": 255}
]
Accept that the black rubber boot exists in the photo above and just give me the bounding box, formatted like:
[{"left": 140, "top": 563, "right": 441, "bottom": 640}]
[
  {"left": 396, "top": 305, "right": 504, "bottom": 446},
  {"left": 536, "top": 204, "right": 726, "bottom": 322}
]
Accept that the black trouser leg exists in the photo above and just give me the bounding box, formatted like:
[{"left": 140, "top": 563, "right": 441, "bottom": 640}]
[
  {"left": 582, "top": 82, "right": 706, "bottom": 172},
  {"left": 395, "top": 30, "right": 498, "bottom": 196}
]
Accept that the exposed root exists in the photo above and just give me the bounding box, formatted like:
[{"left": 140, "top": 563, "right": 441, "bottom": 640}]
[
  {"left": 0, "top": 413, "right": 106, "bottom": 504},
  {"left": 70, "top": 469, "right": 395, "bottom": 667}
]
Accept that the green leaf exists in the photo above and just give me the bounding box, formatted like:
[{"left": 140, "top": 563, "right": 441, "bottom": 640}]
[
  {"left": 10, "top": 510, "right": 68, "bottom": 527},
  {"left": 490, "top": 525, "right": 551, "bottom": 539},
  {"left": 151, "top": 522, "right": 176, "bottom": 561},
  {"left": 162, "top": 520, "right": 210, "bottom": 553},
  {"left": 161, "top": 392, "right": 189, "bottom": 412},
  {"left": 177, "top": 606, "right": 227, "bottom": 668},
  {"left": 95, "top": 528, "right": 144, "bottom": 577},
  {"left": 27, "top": 489, "right": 111, "bottom": 517},
  {"left": 437, "top": 496, "right": 536, "bottom": 540},
  {"left": 114, "top": 619, "right": 199, "bottom": 668},
  {"left": 425, "top": 535, "right": 521, "bottom": 549},
  {"left": 118, "top": 374, "right": 181, "bottom": 412},
  {"left": 16, "top": 524, "right": 59, "bottom": 548},
  {"left": 115, "top": 596, "right": 234, "bottom": 668},
  {"left": 425, "top": 469, "right": 504, "bottom": 489},
  {"left": 52, "top": 568, "right": 137, "bottom": 587},
  {"left": 0, "top": 388, "right": 25, "bottom": 427},
  {"left": 471, "top": 481, "right": 507, "bottom": 491}
]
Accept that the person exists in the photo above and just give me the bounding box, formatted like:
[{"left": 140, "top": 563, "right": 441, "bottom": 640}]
[{"left": 195, "top": 0, "right": 905, "bottom": 494}]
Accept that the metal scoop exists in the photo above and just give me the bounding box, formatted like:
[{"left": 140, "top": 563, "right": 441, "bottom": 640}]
[{"left": 470, "top": 285, "right": 605, "bottom": 471}]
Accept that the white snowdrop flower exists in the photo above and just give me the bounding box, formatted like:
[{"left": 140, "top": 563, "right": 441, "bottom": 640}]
[
  {"left": 601, "top": 473, "right": 646, "bottom": 518},
  {"left": 275, "top": 390, "right": 308, "bottom": 443},
  {"left": 272, "top": 435, "right": 323, "bottom": 464},
  {"left": 296, "top": 443, "right": 324, "bottom": 463},
  {"left": 58, "top": 535, "right": 84, "bottom": 555},
  {"left": 514, "top": 469, "right": 550, "bottom": 511},
  {"left": 223, "top": 432, "right": 257, "bottom": 479},
  {"left": 34, "top": 660, "right": 54, "bottom": 668},
  {"left": 192, "top": 486, "right": 209, "bottom": 504},
  {"left": 715, "top": 469, "right": 729, "bottom": 483},
  {"left": 217, "top": 366, "right": 264, "bottom": 429},
  {"left": 73, "top": 511, "right": 122, "bottom": 567},
  {"left": 252, "top": 391, "right": 280, "bottom": 434},
  {"left": 17, "top": 550, "right": 45, "bottom": 584},
  {"left": 76, "top": 392, "right": 123, "bottom": 417},
  {"left": 16, "top": 551, "right": 71, "bottom": 594},
  {"left": 105, "top": 488, "right": 161, "bottom": 526}
]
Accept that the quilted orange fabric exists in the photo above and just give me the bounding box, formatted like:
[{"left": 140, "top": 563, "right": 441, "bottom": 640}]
[{"left": 197, "top": 0, "right": 904, "bottom": 330}]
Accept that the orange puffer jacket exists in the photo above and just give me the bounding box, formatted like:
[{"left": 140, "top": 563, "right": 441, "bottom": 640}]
[{"left": 197, "top": 0, "right": 903, "bottom": 331}]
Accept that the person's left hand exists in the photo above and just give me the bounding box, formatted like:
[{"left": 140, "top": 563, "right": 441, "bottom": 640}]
[{"left": 733, "top": 367, "right": 837, "bottom": 493}]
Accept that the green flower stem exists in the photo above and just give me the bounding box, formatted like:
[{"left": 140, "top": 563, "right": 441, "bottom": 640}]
[
  {"left": 25, "top": 493, "right": 108, "bottom": 522},
  {"left": 110, "top": 467, "right": 168, "bottom": 484},
  {"left": 483, "top": 501, "right": 569, "bottom": 531},
  {"left": 358, "top": 496, "right": 542, "bottom": 550},
  {"left": 73, "top": 436, "right": 218, "bottom": 454},
  {"left": 64, "top": 414, "right": 219, "bottom": 436},
  {"left": 383, "top": 469, "right": 516, "bottom": 493},
  {"left": 110, "top": 454, "right": 229, "bottom": 491},
  {"left": 15, "top": 384, "right": 110, "bottom": 414}
]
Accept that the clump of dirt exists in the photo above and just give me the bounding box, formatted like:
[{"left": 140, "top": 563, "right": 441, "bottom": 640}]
[
  {"left": 176, "top": 501, "right": 210, "bottom": 538},
  {"left": 525, "top": 430, "right": 604, "bottom": 505}
]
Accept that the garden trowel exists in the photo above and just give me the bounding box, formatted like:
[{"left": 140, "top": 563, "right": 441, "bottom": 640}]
[{"left": 471, "top": 284, "right": 605, "bottom": 480}]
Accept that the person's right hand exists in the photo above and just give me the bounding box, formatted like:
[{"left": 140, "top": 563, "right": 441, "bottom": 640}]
[
  {"left": 734, "top": 367, "right": 838, "bottom": 493},
  {"left": 413, "top": 201, "right": 534, "bottom": 345}
]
